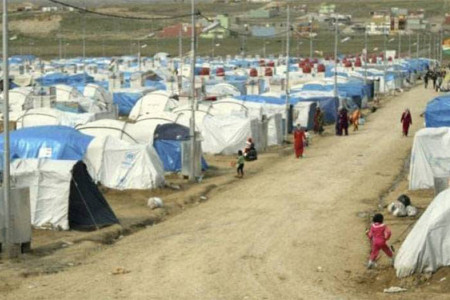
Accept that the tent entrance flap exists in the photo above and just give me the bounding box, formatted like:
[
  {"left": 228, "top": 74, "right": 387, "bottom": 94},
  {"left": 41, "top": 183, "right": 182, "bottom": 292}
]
[{"left": 69, "top": 161, "right": 119, "bottom": 230}]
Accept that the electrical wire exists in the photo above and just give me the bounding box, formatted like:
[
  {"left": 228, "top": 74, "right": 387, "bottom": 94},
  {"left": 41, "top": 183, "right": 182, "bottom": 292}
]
[{"left": 49, "top": 0, "right": 199, "bottom": 21}]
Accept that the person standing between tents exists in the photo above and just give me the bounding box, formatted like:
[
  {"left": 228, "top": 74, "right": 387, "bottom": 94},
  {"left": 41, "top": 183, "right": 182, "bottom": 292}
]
[
  {"left": 400, "top": 108, "right": 412, "bottom": 137},
  {"left": 351, "top": 108, "right": 361, "bottom": 131},
  {"left": 293, "top": 124, "right": 306, "bottom": 158},
  {"left": 436, "top": 72, "right": 443, "bottom": 92},
  {"left": 424, "top": 71, "right": 430, "bottom": 89},
  {"left": 338, "top": 108, "right": 349, "bottom": 136},
  {"left": 367, "top": 213, "right": 394, "bottom": 269},
  {"left": 313, "top": 107, "right": 325, "bottom": 135}
]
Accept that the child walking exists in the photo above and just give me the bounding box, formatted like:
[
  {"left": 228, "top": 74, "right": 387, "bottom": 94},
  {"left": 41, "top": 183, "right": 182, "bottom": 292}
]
[
  {"left": 236, "top": 150, "right": 245, "bottom": 178},
  {"left": 367, "top": 213, "right": 394, "bottom": 269}
]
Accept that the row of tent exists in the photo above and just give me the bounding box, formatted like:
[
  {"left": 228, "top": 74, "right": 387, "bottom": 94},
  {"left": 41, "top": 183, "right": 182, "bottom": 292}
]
[
  {"left": 0, "top": 54, "right": 433, "bottom": 232},
  {"left": 395, "top": 92, "right": 450, "bottom": 278}
]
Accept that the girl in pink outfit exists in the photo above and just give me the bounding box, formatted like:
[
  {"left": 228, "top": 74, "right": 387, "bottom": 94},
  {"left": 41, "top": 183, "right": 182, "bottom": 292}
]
[{"left": 367, "top": 213, "right": 394, "bottom": 269}]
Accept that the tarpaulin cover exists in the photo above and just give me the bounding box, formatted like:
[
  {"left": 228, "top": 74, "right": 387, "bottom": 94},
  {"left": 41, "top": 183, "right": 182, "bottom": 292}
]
[
  {"left": 69, "top": 161, "right": 119, "bottom": 230},
  {"left": 85, "top": 136, "right": 165, "bottom": 190},
  {"left": 395, "top": 188, "right": 450, "bottom": 278},
  {"left": 291, "top": 96, "right": 338, "bottom": 123},
  {"left": 409, "top": 128, "right": 450, "bottom": 190},
  {"left": 425, "top": 95, "right": 450, "bottom": 128},
  {"left": 113, "top": 91, "right": 144, "bottom": 116},
  {"left": 0, "top": 125, "right": 93, "bottom": 164},
  {"left": 153, "top": 124, "right": 207, "bottom": 172},
  {"left": 36, "top": 73, "right": 94, "bottom": 87},
  {"left": 154, "top": 123, "right": 190, "bottom": 141}
]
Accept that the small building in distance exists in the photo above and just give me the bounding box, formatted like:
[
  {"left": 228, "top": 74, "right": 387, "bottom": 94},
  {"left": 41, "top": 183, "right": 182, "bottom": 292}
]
[
  {"left": 319, "top": 3, "right": 336, "bottom": 15},
  {"left": 201, "top": 14, "right": 230, "bottom": 39},
  {"left": 249, "top": 8, "right": 279, "bottom": 19}
]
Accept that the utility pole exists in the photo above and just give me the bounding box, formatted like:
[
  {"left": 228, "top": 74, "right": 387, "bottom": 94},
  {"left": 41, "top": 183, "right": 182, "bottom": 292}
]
[
  {"left": 398, "top": 31, "right": 401, "bottom": 59},
  {"left": 383, "top": 32, "right": 387, "bottom": 93},
  {"left": 416, "top": 32, "right": 419, "bottom": 58},
  {"left": 58, "top": 36, "right": 62, "bottom": 60},
  {"left": 189, "top": 0, "right": 197, "bottom": 182},
  {"left": 138, "top": 40, "right": 141, "bottom": 72},
  {"left": 440, "top": 29, "right": 443, "bottom": 65},
  {"left": 179, "top": 27, "right": 183, "bottom": 77},
  {"left": 284, "top": 5, "right": 290, "bottom": 142},
  {"left": 333, "top": 20, "right": 338, "bottom": 98},
  {"left": 309, "top": 20, "right": 313, "bottom": 60},
  {"left": 2, "top": 0, "right": 14, "bottom": 259},
  {"left": 263, "top": 39, "right": 266, "bottom": 58},
  {"left": 408, "top": 33, "right": 411, "bottom": 58},
  {"left": 364, "top": 29, "right": 368, "bottom": 84}
]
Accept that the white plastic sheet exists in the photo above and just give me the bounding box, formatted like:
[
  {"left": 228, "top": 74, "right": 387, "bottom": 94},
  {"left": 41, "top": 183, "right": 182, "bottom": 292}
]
[
  {"left": 11, "top": 159, "right": 75, "bottom": 230},
  {"left": 395, "top": 188, "right": 450, "bottom": 277},
  {"left": 409, "top": 128, "right": 450, "bottom": 190}
]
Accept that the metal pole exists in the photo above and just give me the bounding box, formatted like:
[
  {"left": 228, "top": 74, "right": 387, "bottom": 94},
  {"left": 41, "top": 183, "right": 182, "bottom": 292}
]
[
  {"left": 309, "top": 21, "right": 313, "bottom": 60},
  {"left": 189, "top": 0, "right": 196, "bottom": 182},
  {"left": 383, "top": 32, "right": 387, "bottom": 93},
  {"left": 440, "top": 29, "right": 443, "bottom": 65},
  {"left": 408, "top": 33, "right": 411, "bottom": 58},
  {"left": 333, "top": 20, "right": 338, "bottom": 98},
  {"left": 58, "top": 37, "right": 62, "bottom": 60},
  {"left": 417, "top": 33, "right": 419, "bottom": 58},
  {"left": 2, "top": 0, "right": 14, "bottom": 259},
  {"left": 179, "top": 27, "right": 183, "bottom": 77},
  {"left": 364, "top": 29, "right": 368, "bottom": 84},
  {"left": 284, "top": 5, "right": 290, "bottom": 142},
  {"left": 398, "top": 31, "right": 401, "bottom": 59},
  {"left": 138, "top": 40, "right": 141, "bottom": 72}
]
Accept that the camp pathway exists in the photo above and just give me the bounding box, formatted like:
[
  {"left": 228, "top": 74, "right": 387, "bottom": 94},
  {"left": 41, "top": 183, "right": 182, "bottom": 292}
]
[{"left": 2, "top": 85, "right": 438, "bottom": 300}]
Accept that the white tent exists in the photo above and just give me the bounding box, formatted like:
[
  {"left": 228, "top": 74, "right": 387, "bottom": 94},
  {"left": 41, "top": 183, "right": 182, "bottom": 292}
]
[
  {"left": 128, "top": 91, "right": 178, "bottom": 120},
  {"left": 83, "top": 83, "right": 114, "bottom": 110},
  {"left": 76, "top": 119, "right": 140, "bottom": 144},
  {"left": 85, "top": 136, "right": 165, "bottom": 190},
  {"left": 409, "top": 128, "right": 450, "bottom": 190},
  {"left": 11, "top": 159, "right": 76, "bottom": 230},
  {"left": 55, "top": 84, "right": 82, "bottom": 102},
  {"left": 205, "top": 82, "right": 241, "bottom": 98},
  {"left": 8, "top": 87, "right": 33, "bottom": 113},
  {"left": 201, "top": 115, "right": 254, "bottom": 155},
  {"left": 395, "top": 188, "right": 450, "bottom": 278},
  {"left": 16, "top": 107, "right": 95, "bottom": 129}
]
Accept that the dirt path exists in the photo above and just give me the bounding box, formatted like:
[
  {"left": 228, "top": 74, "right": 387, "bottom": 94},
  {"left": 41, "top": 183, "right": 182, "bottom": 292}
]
[{"left": 1, "top": 85, "right": 439, "bottom": 300}]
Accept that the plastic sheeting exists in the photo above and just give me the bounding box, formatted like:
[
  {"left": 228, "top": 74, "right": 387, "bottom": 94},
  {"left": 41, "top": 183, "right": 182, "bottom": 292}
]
[
  {"left": 11, "top": 159, "right": 75, "bottom": 230},
  {"left": 425, "top": 95, "right": 450, "bottom": 128},
  {"left": 128, "top": 91, "right": 178, "bottom": 120},
  {"left": 16, "top": 108, "right": 96, "bottom": 129},
  {"left": 409, "top": 128, "right": 450, "bottom": 190},
  {"left": 201, "top": 115, "right": 252, "bottom": 155},
  {"left": 0, "top": 126, "right": 93, "bottom": 165},
  {"left": 395, "top": 188, "right": 450, "bottom": 278},
  {"left": 113, "top": 90, "right": 145, "bottom": 116},
  {"left": 85, "top": 136, "right": 165, "bottom": 190}
]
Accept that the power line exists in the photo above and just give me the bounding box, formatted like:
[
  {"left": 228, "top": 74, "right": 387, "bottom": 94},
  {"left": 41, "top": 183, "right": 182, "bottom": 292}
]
[{"left": 49, "top": 0, "right": 198, "bottom": 21}]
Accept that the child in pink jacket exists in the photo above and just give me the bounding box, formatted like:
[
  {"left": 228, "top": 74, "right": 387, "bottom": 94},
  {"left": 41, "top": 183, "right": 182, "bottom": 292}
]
[{"left": 367, "top": 213, "right": 394, "bottom": 269}]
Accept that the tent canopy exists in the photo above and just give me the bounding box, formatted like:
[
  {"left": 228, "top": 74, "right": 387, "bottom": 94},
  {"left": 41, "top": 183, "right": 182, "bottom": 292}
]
[
  {"left": 0, "top": 125, "right": 93, "bottom": 164},
  {"left": 425, "top": 95, "right": 450, "bottom": 128}
]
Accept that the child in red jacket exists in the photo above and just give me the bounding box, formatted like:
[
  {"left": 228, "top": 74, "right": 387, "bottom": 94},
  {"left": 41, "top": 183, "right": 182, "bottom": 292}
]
[{"left": 367, "top": 213, "right": 394, "bottom": 269}]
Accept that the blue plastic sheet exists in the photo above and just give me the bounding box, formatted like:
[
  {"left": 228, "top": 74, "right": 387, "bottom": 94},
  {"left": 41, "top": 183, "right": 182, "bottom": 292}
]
[
  {"left": 113, "top": 91, "right": 144, "bottom": 116},
  {"left": 425, "top": 95, "right": 450, "bottom": 128},
  {"left": 154, "top": 140, "right": 208, "bottom": 172},
  {"left": 0, "top": 126, "right": 93, "bottom": 165}
]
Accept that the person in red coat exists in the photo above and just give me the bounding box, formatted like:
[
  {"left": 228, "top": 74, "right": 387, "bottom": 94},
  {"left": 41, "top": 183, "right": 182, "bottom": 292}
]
[
  {"left": 400, "top": 109, "right": 412, "bottom": 136},
  {"left": 293, "top": 124, "right": 306, "bottom": 158}
]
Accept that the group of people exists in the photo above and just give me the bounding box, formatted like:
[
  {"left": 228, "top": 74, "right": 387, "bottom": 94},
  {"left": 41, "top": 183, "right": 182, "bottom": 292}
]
[{"left": 424, "top": 69, "right": 446, "bottom": 92}]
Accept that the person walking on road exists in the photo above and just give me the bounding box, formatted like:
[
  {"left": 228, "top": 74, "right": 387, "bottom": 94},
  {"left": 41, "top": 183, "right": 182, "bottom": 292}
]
[
  {"left": 400, "top": 108, "right": 412, "bottom": 136},
  {"left": 236, "top": 150, "right": 245, "bottom": 178},
  {"left": 337, "top": 108, "right": 349, "bottom": 136},
  {"left": 351, "top": 109, "right": 361, "bottom": 131},
  {"left": 313, "top": 107, "right": 325, "bottom": 135},
  {"left": 293, "top": 124, "right": 306, "bottom": 158}
]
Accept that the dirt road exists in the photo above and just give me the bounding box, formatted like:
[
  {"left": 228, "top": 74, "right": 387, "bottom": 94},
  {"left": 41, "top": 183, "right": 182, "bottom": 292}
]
[{"left": 1, "top": 85, "right": 439, "bottom": 299}]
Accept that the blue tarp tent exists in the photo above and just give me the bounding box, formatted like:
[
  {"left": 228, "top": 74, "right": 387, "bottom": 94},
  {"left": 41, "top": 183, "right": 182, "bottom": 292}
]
[
  {"left": 425, "top": 95, "right": 450, "bottom": 128},
  {"left": 291, "top": 96, "right": 339, "bottom": 123},
  {"left": 36, "top": 73, "right": 94, "bottom": 88},
  {"left": 153, "top": 123, "right": 207, "bottom": 172},
  {"left": 113, "top": 90, "right": 144, "bottom": 116},
  {"left": 0, "top": 125, "right": 93, "bottom": 164}
]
